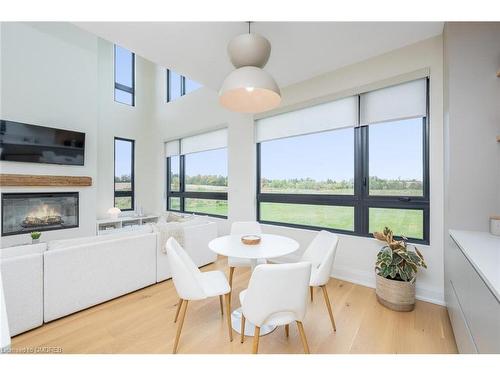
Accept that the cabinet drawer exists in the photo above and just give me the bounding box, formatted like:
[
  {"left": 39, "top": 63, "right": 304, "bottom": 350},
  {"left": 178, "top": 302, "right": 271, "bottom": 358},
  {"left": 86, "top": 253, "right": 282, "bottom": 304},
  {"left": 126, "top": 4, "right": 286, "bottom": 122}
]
[
  {"left": 445, "top": 279, "right": 477, "bottom": 353},
  {"left": 449, "top": 237, "right": 500, "bottom": 353}
]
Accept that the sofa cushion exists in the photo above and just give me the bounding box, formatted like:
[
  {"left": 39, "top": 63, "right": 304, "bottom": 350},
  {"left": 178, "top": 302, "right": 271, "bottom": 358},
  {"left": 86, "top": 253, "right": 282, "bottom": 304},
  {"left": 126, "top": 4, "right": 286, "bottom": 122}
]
[{"left": 0, "top": 243, "right": 47, "bottom": 259}]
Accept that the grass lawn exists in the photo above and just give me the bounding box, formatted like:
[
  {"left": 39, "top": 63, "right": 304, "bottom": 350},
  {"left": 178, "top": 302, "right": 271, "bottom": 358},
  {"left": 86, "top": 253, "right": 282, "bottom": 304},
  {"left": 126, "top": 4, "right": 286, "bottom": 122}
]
[
  {"left": 185, "top": 199, "right": 228, "bottom": 216},
  {"left": 260, "top": 202, "right": 423, "bottom": 239},
  {"left": 178, "top": 200, "right": 423, "bottom": 240}
]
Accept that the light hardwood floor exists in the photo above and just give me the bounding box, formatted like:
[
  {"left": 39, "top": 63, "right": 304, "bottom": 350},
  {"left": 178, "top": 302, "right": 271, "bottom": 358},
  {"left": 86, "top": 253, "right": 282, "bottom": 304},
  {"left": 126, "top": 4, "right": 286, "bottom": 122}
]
[{"left": 11, "top": 258, "right": 457, "bottom": 354}]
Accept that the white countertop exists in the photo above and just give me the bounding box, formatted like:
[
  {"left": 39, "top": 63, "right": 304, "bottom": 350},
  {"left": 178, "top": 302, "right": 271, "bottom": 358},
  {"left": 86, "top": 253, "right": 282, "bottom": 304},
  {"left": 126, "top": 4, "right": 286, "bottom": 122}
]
[{"left": 449, "top": 230, "right": 500, "bottom": 301}]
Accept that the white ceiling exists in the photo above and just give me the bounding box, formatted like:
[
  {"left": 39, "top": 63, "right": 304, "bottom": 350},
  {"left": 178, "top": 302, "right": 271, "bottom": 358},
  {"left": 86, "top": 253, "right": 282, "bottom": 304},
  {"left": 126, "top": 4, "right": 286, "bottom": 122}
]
[{"left": 75, "top": 22, "right": 443, "bottom": 90}]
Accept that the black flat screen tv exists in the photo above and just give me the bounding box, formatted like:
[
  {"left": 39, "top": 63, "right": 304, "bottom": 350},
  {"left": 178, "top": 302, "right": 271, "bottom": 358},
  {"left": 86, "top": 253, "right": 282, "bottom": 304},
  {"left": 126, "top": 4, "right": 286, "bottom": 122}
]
[{"left": 0, "top": 120, "right": 85, "bottom": 166}]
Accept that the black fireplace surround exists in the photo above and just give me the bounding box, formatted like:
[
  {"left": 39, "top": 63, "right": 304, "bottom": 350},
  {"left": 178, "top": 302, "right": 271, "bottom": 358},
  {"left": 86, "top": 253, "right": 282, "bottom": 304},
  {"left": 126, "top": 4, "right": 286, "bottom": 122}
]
[{"left": 1, "top": 192, "right": 79, "bottom": 236}]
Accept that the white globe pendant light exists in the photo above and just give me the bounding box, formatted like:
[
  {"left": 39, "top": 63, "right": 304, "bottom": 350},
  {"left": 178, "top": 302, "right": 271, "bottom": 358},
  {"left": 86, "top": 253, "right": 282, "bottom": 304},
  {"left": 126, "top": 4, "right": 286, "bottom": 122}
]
[{"left": 219, "top": 23, "right": 281, "bottom": 114}]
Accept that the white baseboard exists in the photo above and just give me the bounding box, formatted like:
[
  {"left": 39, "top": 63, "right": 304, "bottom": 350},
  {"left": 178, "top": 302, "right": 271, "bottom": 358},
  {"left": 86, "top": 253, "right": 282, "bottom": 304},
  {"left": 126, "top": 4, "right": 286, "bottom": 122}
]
[
  {"left": 332, "top": 265, "right": 445, "bottom": 306},
  {"left": 272, "top": 258, "right": 445, "bottom": 306}
]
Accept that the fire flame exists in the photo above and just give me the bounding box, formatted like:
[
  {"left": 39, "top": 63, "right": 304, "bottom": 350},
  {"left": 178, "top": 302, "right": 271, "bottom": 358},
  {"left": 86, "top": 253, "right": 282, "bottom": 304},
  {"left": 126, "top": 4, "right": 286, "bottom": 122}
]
[{"left": 27, "top": 204, "right": 60, "bottom": 218}]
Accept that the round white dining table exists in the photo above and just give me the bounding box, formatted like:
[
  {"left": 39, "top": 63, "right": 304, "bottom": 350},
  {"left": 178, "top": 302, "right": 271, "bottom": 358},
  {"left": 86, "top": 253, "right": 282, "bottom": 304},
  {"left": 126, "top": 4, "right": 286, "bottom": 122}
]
[{"left": 208, "top": 233, "right": 299, "bottom": 336}]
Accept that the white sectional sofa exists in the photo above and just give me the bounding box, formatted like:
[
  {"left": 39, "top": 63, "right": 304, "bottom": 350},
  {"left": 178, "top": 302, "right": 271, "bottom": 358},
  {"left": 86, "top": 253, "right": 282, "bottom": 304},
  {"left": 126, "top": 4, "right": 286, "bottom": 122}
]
[{"left": 0, "top": 217, "right": 218, "bottom": 336}]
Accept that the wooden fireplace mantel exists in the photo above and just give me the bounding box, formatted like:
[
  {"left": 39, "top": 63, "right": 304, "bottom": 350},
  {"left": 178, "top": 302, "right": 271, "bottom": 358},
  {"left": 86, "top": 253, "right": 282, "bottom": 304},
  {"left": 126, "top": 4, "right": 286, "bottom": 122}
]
[{"left": 0, "top": 174, "right": 92, "bottom": 187}]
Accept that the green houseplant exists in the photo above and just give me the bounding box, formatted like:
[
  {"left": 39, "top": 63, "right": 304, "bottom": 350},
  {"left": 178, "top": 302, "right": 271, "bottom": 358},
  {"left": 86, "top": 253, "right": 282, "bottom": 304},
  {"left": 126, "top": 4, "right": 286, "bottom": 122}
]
[
  {"left": 30, "top": 231, "right": 42, "bottom": 244},
  {"left": 373, "top": 227, "right": 427, "bottom": 311}
]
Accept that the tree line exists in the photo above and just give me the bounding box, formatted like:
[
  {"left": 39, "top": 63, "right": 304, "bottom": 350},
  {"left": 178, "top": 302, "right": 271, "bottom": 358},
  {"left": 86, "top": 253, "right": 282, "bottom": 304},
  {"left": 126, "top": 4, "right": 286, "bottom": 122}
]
[
  {"left": 170, "top": 173, "right": 422, "bottom": 191},
  {"left": 115, "top": 174, "right": 132, "bottom": 182}
]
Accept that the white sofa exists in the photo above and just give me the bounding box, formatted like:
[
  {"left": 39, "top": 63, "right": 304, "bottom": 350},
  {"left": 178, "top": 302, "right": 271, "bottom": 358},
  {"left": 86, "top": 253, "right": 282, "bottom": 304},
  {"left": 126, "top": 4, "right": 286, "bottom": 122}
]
[
  {"left": 0, "top": 243, "right": 45, "bottom": 336},
  {"left": 43, "top": 232, "right": 158, "bottom": 322},
  {"left": 0, "top": 218, "right": 218, "bottom": 335}
]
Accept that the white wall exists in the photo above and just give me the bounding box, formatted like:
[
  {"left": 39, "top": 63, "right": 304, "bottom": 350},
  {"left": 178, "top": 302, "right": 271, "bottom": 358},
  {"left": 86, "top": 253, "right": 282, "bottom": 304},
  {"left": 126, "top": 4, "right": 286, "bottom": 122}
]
[
  {"left": 96, "top": 38, "right": 158, "bottom": 218},
  {"left": 0, "top": 23, "right": 99, "bottom": 247},
  {"left": 151, "top": 36, "right": 445, "bottom": 305},
  {"left": 443, "top": 23, "right": 500, "bottom": 233},
  {"left": 0, "top": 23, "right": 159, "bottom": 246}
]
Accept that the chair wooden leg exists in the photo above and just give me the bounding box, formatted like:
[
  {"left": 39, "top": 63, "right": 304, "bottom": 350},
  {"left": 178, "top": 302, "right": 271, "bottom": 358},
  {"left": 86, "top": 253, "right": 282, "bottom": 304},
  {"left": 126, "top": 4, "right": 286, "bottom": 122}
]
[
  {"left": 321, "top": 285, "right": 337, "bottom": 332},
  {"left": 174, "top": 298, "right": 183, "bottom": 323},
  {"left": 224, "top": 293, "right": 233, "bottom": 342},
  {"left": 219, "top": 295, "right": 224, "bottom": 317},
  {"left": 310, "top": 286, "right": 314, "bottom": 302},
  {"left": 252, "top": 326, "right": 260, "bottom": 354},
  {"left": 296, "top": 321, "right": 310, "bottom": 354},
  {"left": 240, "top": 314, "right": 246, "bottom": 343},
  {"left": 229, "top": 267, "right": 235, "bottom": 288},
  {"left": 285, "top": 324, "right": 289, "bottom": 338},
  {"left": 173, "top": 300, "right": 188, "bottom": 354},
  {"left": 228, "top": 266, "right": 235, "bottom": 304}
]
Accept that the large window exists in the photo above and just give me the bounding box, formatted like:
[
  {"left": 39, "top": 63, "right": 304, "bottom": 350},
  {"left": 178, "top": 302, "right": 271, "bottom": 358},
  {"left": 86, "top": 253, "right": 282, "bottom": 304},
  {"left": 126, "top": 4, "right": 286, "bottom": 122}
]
[
  {"left": 166, "top": 129, "right": 228, "bottom": 218},
  {"left": 166, "top": 69, "right": 203, "bottom": 102},
  {"left": 257, "top": 78, "right": 429, "bottom": 243},
  {"left": 114, "top": 45, "right": 135, "bottom": 106},
  {"left": 114, "top": 137, "right": 135, "bottom": 211}
]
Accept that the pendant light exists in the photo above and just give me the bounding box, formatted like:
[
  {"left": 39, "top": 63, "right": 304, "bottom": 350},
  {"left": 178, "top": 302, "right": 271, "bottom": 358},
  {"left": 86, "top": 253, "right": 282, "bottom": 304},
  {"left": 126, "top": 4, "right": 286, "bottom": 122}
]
[{"left": 219, "top": 22, "right": 281, "bottom": 113}]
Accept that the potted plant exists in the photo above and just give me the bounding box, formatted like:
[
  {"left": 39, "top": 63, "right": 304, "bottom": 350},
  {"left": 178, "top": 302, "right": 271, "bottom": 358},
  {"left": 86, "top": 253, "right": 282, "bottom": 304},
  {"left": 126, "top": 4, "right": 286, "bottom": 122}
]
[
  {"left": 30, "top": 231, "right": 42, "bottom": 244},
  {"left": 373, "top": 227, "right": 427, "bottom": 312}
]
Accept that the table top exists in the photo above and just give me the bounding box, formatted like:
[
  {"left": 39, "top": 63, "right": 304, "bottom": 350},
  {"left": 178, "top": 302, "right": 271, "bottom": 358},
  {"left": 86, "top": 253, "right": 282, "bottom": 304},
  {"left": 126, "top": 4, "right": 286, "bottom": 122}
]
[{"left": 208, "top": 234, "right": 299, "bottom": 260}]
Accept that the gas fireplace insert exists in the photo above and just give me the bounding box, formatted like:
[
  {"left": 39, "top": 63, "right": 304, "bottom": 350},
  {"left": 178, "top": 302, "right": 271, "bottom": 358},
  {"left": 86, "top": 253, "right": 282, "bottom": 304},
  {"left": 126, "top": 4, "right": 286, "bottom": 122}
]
[{"left": 1, "top": 192, "right": 79, "bottom": 236}]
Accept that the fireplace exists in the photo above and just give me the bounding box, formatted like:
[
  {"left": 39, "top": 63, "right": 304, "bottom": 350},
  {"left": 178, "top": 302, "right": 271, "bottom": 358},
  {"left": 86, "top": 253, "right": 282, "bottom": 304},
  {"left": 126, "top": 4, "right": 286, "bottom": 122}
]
[{"left": 1, "top": 192, "right": 79, "bottom": 236}]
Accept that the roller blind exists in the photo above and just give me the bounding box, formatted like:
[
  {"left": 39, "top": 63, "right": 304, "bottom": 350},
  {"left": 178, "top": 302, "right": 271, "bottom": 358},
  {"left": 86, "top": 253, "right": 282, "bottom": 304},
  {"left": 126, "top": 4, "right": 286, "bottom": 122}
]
[
  {"left": 165, "top": 140, "right": 180, "bottom": 157},
  {"left": 180, "top": 128, "right": 228, "bottom": 155},
  {"left": 256, "top": 96, "right": 358, "bottom": 143},
  {"left": 360, "top": 78, "right": 427, "bottom": 125}
]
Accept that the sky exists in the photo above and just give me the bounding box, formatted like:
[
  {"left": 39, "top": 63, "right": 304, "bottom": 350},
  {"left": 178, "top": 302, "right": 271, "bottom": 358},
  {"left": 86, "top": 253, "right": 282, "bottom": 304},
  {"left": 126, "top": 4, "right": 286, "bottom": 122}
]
[
  {"left": 184, "top": 148, "right": 227, "bottom": 176},
  {"left": 115, "top": 139, "right": 133, "bottom": 177},
  {"left": 261, "top": 118, "right": 423, "bottom": 181},
  {"left": 118, "top": 119, "right": 423, "bottom": 181},
  {"left": 161, "top": 117, "right": 423, "bottom": 182}
]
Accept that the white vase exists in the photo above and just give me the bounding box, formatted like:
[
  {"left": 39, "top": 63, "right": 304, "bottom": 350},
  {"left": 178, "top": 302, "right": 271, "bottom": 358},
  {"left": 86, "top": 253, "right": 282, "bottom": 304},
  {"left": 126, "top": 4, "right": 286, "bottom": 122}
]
[{"left": 31, "top": 238, "right": 40, "bottom": 244}]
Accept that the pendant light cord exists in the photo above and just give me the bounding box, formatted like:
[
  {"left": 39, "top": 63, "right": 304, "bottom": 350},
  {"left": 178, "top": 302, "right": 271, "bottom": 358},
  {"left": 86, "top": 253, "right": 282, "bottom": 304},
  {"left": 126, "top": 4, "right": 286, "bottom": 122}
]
[{"left": 247, "top": 21, "right": 251, "bottom": 34}]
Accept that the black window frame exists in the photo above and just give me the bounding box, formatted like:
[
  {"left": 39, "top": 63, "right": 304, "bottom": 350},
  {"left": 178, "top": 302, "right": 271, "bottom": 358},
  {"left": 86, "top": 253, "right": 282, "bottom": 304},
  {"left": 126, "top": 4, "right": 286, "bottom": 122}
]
[
  {"left": 166, "top": 69, "right": 202, "bottom": 103},
  {"left": 114, "top": 137, "right": 135, "bottom": 212},
  {"left": 166, "top": 69, "right": 185, "bottom": 103},
  {"left": 166, "top": 145, "right": 228, "bottom": 219},
  {"left": 256, "top": 79, "right": 430, "bottom": 244},
  {"left": 114, "top": 45, "right": 135, "bottom": 107}
]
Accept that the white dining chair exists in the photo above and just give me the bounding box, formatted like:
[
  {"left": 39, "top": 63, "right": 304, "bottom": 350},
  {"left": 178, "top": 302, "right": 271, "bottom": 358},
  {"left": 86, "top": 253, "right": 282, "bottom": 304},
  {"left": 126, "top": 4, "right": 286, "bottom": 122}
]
[
  {"left": 239, "top": 262, "right": 312, "bottom": 354},
  {"left": 228, "top": 221, "right": 266, "bottom": 292},
  {"left": 166, "top": 237, "right": 233, "bottom": 354},
  {"left": 300, "top": 230, "right": 339, "bottom": 331}
]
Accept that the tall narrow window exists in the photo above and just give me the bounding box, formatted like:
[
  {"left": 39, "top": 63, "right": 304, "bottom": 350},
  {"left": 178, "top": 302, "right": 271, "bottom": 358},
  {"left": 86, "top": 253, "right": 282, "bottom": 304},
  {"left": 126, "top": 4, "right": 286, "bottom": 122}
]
[
  {"left": 166, "top": 129, "right": 228, "bottom": 218},
  {"left": 256, "top": 78, "right": 430, "bottom": 243},
  {"left": 166, "top": 69, "right": 202, "bottom": 102},
  {"left": 114, "top": 45, "right": 135, "bottom": 106},
  {"left": 114, "top": 137, "right": 135, "bottom": 211}
]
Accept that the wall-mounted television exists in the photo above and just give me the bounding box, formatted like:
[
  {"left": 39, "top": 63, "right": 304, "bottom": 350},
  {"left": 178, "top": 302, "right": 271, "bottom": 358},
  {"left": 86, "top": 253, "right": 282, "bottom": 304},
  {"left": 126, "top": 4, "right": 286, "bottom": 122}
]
[{"left": 0, "top": 120, "right": 85, "bottom": 166}]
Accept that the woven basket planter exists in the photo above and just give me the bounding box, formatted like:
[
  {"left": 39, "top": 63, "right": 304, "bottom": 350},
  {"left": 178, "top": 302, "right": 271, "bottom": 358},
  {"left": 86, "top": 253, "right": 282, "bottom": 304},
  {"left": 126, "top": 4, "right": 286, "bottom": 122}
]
[{"left": 375, "top": 274, "right": 416, "bottom": 312}]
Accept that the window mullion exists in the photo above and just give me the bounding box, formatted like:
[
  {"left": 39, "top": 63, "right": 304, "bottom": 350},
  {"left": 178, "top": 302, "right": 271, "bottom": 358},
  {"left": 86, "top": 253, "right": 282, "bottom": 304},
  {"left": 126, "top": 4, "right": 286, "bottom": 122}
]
[{"left": 180, "top": 154, "right": 185, "bottom": 212}]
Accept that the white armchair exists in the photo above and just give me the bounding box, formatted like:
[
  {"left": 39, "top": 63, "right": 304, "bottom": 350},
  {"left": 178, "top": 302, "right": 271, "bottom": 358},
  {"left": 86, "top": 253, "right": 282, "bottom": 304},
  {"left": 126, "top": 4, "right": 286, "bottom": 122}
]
[
  {"left": 239, "top": 262, "right": 312, "bottom": 354},
  {"left": 300, "top": 230, "right": 339, "bottom": 331},
  {"left": 166, "top": 238, "right": 232, "bottom": 354}
]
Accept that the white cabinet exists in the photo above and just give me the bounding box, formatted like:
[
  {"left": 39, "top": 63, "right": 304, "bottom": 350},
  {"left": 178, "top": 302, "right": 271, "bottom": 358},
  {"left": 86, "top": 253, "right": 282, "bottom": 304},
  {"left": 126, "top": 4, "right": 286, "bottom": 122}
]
[
  {"left": 96, "top": 215, "right": 159, "bottom": 235},
  {"left": 445, "top": 231, "right": 500, "bottom": 353}
]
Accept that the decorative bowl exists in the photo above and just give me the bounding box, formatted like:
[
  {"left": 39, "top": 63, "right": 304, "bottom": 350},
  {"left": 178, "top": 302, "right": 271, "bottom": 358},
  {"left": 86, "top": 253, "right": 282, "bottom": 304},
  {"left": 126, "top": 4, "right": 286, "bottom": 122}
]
[{"left": 241, "top": 235, "right": 261, "bottom": 245}]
